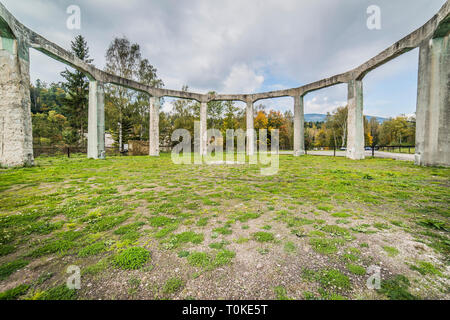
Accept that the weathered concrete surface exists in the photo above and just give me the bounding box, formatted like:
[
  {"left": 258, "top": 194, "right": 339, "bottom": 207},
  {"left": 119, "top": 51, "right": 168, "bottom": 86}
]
[
  {"left": 0, "top": 36, "right": 33, "bottom": 167},
  {"left": 346, "top": 80, "right": 365, "bottom": 160},
  {"left": 293, "top": 95, "right": 305, "bottom": 156},
  {"left": 149, "top": 96, "right": 160, "bottom": 156},
  {"left": 200, "top": 102, "right": 207, "bottom": 156},
  {"left": 87, "top": 81, "right": 105, "bottom": 159},
  {"left": 246, "top": 100, "right": 255, "bottom": 156},
  {"left": 415, "top": 34, "right": 450, "bottom": 167}
]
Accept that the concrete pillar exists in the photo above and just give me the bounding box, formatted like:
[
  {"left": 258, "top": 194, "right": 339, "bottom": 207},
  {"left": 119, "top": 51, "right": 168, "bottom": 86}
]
[
  {"left": 149, "top": 96, "right": 160, "bottom": 156},
  {"left": 87, "top": 80, "right": 105, "bottom": 159},
  {"left": 0, "top": 35, "right": 34, "bottom": 167},
  {"left": 415, "top": 35, "right": 450, "bottom": 167},
  {"left": 346, "top": 79, "right": 365, "bottom": 160},
  {"left": 246, "top": 100, "right": 255, "bottom": 156},
  {"left": 293, "top": 95, "right": 305, "bottom": 156},
  {"left": 200, "top": 101, "right": 207, "bottom": 156}
]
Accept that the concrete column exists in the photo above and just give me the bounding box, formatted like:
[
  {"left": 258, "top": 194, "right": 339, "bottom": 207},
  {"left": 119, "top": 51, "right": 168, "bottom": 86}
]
[
  {"left": 0, "top": 35, "right": 34, "bottom": 167},
  {"left": 149, "top": 96, "right": 160, "bottom": 156},
  {"left": 87, "top": 80, "right": 105, "bottom": 159},
  {"left": 200, "top": 101, "right": 207, "bottom": 156},
  {"left": 293, "top": 95, "right": 305, "bottom": 156},
  {"left": 415, "top": 35, "right": 450, "bottom": 167},
  {"left": 346, "top": 79, "right": 365, "bottom": 160},
  {"left": 246, "top": 100, "right": 255, "bottom": 156}
]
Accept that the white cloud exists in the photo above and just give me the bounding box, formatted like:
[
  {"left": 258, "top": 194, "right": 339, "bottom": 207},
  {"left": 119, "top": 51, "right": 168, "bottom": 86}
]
[
  {"left": 2, "top": 0, "right": 445, "bottom": 117},
  {"left": 305, "top": 98, "right": 347, "bottom": 114},
  {"left": 222, "top": 64, "right": 264, "bottom": 94}
]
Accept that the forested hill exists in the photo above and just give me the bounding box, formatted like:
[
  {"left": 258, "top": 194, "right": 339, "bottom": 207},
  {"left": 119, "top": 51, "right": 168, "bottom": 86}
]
[{"left": 305, "top": 113, "right": 386, "bottom": 123}]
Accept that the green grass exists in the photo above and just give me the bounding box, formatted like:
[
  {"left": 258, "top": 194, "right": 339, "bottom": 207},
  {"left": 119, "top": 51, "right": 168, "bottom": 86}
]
[
  {"left": 0, "top": 259, "right": 29, "bottom": 280},
  {"left": 274, "top": 286, "right": 291, "bottom": 300},
  {"left": 316, "top": 269, "right": 351, "bottom": 290},
  {"left": 0, "top": 284, "right": 30, "bottom": 300},
  {"left": 78, "top": 241, "right": 107, "bottom": 257},
  {"left": 163, "top": 277, "right": 184, "bottom": 294},
  {"left": 346, "top": 264, "right": 366, "bottom": 275},
  {"left": 309, "top": 238, "right": 344, "bottom": 255},
  {"left": 0, "top": 154, "right": 448, "bottom": 300},
  {"left": 163, "top": 231, "right": 204, "bottom": 249},
  {"left": 187, "top": 252, "right": 210, "bottom": 268},
  {"left": 34, "top": 284, "right": 77, "bottom": 300},
  {"left": 409, "top": 261, "right": 442, "bottom": 276},
  {"left": 113, "top": 247, "right": 150, "bottom": 270},
  {"left": 383, "top": 246, "right": 400, "bottom": 257},
  {"left": 284, "top": 241, "right": 296, "bottom": 253},
  {"left": 378, "top": 275, "right": 417, "bottom": 300},
  {"left": 252, "top": 232, "right": 275, "bottom": 242}
]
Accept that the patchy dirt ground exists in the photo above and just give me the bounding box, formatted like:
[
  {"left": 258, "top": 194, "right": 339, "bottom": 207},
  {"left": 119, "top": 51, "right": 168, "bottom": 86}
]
[{"left": 0, "top": 154, "right": 448, "bottom": 300}]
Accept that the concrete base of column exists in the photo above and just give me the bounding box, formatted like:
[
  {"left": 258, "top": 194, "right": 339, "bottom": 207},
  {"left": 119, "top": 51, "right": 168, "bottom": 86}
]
[
  {"left": 87, "top": 81, "right": 105, "bottom": 160},
  {"left": 149, "top": 96, "right": 160, "bottom": 157},
  {"left": 415, "top": 35, "right": 450, "bottom": 167},
  {"left": 346, "top": 80, "right": 365, "bottom": 160},
  {"left": 0, "top": 37, "right": 34, "bottom": 167}
]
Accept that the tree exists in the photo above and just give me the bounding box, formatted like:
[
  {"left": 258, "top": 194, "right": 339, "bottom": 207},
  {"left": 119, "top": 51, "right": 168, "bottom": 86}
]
[
  {"left": 32, "top": 111, "right": 68, "bottom": 146},
  {"left": 104, "top": 37, "right": 163, "bottom": 151},
  {"left": 60, "top": 35, "right": 92, "bottom": 146},
  {"left": 325, "top": 106, "right": 348, "bottom": 148},
  {"left": 368, "top": 117, "right": 380, "bottom": 147},
  {"left": 379, "top": 116, "right": 415, "bottom": 146}
]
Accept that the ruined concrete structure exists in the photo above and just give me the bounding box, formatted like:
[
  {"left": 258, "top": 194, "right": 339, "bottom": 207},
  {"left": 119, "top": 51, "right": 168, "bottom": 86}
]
[{"left": 0, "top": 1, "right": 449, "bottom": 167}]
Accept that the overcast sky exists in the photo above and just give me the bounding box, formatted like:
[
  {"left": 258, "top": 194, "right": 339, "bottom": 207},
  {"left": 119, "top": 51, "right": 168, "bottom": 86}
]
[{"left": 2, "top": 0, "right": 446, "bottom": 117}]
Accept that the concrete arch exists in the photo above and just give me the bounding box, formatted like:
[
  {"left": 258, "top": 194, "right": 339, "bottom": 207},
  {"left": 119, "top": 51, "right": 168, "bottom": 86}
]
[{"left": 0, "top": 1, "right": 449, "bottom": 166}]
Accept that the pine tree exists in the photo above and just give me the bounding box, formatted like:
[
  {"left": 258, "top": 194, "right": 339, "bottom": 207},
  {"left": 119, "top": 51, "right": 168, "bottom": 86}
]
[{"left": 60, "top": 35, "right": 93, "bottom": 146}]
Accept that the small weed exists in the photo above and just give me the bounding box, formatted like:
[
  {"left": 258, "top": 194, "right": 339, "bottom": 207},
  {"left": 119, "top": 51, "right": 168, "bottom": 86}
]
[
  {"left": 163, "top": 277, "right": 184, "bottom": 294},
  {"left": 213, "top": 227, "right": 232, "bottom": 235},
  {"left": 252, "top": 232, "right": 274, "bottom": 242},
  {"left": 114, "top": 247, "right": 150, "bottom": 270},
  {"left": 284, "top": 241, "right": 296, "bottom": 253},
  {"left": 187, "top": 252, "right": 210, "bottom": 268},
  {"left": 274, "top": 286, "right": 291, "bottom": 300},
  {"left": 383, "top": 246, "right": 399, "bottom": 257},
  {"left": 78, "top": 241, "right": 107, "bottom": 257},
  {"left": 409, "top": 261, "right": 442, "bottom": 276},
  {"left": 309, "top": 238, "right": 344, "bottom": 255},
  {"left": 178, "top": 250, "right": 190, "bottom": 258},
  {"left": 35, "top": 284, "right": 77, "bottom": 300},
  {"left": 0, "top": 284, "right": 30, "bottom": 300},
  {"left": 378, "top": 275, "right": 417, "bottom": 300},
  {"left": 0, "top": 259, "right": 29, "bottom": 280},
  {"left": 331, "top": 212, "right": 352, "bottom": 218},
  {"left": 346, "top": 264, "right": 366, "bottom": 275}
]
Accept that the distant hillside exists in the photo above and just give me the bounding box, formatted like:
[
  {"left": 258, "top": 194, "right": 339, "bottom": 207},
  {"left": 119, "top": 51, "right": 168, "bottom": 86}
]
[{"left": 305, "top": 114, "right": 386, "bottom": 123}]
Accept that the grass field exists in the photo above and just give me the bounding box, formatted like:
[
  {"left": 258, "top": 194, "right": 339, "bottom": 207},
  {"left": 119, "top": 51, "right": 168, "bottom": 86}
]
[{"left": 0, "top": 154, "right": 448, "bottom": 300}]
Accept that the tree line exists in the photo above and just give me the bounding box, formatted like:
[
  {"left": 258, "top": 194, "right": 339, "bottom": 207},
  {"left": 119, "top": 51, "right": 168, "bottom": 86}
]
[{"left": 30, "top": 35, "right": 416, "bottom": 151}]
